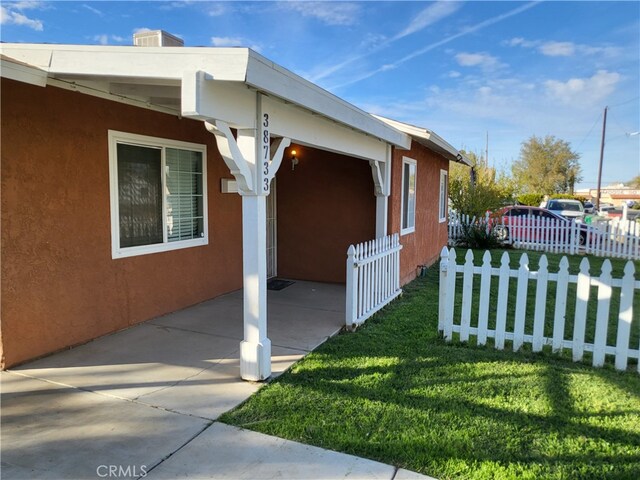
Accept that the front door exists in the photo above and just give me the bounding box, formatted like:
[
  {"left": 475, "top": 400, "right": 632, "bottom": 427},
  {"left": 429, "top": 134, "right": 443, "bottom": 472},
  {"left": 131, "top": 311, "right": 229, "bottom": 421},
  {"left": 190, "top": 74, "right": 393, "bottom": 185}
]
[{"left": 266, "top": 179, "right": 277, "bottom": 279}]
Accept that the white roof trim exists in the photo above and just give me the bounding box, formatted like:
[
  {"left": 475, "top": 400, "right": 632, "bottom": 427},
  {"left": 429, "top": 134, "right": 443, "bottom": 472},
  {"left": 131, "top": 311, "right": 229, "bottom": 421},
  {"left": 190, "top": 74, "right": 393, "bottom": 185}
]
[
  {"left": 0, "top": 43, "right": 410, "bottom": 149},
  {"left": 0, "top": 55, "right": 47, "bottom": 87},
  {"left": 373, "top": 114, "right": 472, "bottom": 166}
]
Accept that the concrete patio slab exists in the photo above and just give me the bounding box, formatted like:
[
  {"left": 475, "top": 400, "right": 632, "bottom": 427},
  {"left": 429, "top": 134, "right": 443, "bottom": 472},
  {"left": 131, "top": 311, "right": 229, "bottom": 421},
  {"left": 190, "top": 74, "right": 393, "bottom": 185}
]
[
  {"left": 145, "top": 422, "right": 396, "bottom": 480},
  {"left": 2, "top": 281, "right": 421, "bottom": 480},
  {"left": 13, "top": 323, "right": 240, "bottom": 400},
  {"left": 1, "top": 371, "right": 208, "bottom": 480},
  {"left": 135, "top": 346, "right": 306, "bottom": 420}
]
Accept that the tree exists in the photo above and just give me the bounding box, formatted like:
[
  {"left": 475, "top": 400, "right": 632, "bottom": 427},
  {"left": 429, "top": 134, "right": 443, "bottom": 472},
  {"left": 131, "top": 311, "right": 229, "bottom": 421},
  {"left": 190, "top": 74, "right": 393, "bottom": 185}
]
[
  {"left": 512, "top": 135, "right": 582, "bottom": 195},
  {"left": 627, "top": 175, "right": 640, "bottom": 188},
  {"left": 449, "top": 151, "right": 514, "bottom": 218}
]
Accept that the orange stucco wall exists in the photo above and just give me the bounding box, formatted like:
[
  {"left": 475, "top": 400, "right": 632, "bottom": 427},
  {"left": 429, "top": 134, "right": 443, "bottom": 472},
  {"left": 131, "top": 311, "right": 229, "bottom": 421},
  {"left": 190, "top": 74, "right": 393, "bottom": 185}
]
[
  {"left": 389, "top": 141, "right": 449, "bottom": 286},
  {"left": 276, "top": 145, "right": 376, "bottom": 283},
  {"left": 1, "top": 79, "right": 244, "bottom": 368}
]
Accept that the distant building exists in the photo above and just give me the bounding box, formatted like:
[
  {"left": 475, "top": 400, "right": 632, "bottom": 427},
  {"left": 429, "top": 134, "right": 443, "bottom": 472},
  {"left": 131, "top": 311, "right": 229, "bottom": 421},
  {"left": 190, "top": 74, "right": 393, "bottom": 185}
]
[{"left": 575, "top": 184, "right": 640, "bottom": 206}]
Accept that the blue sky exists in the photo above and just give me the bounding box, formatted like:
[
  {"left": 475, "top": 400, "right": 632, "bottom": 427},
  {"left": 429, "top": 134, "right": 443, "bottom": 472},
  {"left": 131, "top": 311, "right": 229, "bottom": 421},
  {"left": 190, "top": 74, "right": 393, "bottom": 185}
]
[{"left": 2, "top": 1, "right": 639, "bottom": 189}]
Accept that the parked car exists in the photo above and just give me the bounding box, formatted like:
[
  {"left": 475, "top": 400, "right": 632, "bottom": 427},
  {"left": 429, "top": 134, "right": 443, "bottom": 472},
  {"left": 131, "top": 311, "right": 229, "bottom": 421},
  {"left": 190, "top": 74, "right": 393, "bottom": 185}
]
[
  {"left": 583, "top": 201, "right": 595, "bottom": 214},
  {"left": 493, "top": 206, "right": 591, "bottom": 246},
  {"left": 546, "top": 199, "right": 585, "bottom": 220}
]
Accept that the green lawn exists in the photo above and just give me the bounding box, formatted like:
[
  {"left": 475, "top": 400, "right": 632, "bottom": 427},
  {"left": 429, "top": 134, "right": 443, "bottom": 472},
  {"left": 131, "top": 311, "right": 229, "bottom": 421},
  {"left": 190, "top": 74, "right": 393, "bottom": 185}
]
[{"left": 221, "top": 250, "right": 640, "bottom": 479}]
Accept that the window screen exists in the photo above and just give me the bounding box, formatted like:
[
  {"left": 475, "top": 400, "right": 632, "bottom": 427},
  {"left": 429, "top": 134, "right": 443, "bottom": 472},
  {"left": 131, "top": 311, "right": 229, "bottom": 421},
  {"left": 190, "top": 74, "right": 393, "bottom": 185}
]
[
  {"left": 166, "top": 148, "right": 204, "bottom": 242},
  {"left": 117, "top": 143, "right": 163, "bottom": 248}
]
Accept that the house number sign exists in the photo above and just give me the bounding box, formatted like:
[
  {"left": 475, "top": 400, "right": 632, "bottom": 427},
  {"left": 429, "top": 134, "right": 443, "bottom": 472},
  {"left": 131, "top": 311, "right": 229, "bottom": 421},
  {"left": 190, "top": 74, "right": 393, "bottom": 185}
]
[{"left": 261, "top": 112, "right": 271, "bottom": 193}]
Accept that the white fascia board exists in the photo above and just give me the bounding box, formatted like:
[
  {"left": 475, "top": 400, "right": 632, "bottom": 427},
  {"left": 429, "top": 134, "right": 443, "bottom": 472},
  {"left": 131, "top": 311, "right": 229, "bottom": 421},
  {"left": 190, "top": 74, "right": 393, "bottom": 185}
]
[
  {"left": 0, "top": 43, "right": 250, "bottom": 81},
  {"left": 0, "top": 56, "right": 47, "bottom": 86},
  {"left": 373, "top": 114, "right": 471, "bottom": 165},
  {"left": 246, "top": 51, "right": 410, "bottom": 149},
  {"left": 183, "top": 71, "right": 387, "bottom": 162}
]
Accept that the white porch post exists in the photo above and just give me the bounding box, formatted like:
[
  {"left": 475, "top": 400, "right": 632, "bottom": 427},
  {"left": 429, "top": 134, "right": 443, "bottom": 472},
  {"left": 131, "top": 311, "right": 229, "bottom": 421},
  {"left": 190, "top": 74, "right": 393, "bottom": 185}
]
[
  {"left": 371, "top": 145, "right": 392, "bottom": 238},
  {"left": 204, "top": 93, "right": 290, "bottom": 381},
  {"left": 240, "top": 194, "right": 271, "bottom": 380}
]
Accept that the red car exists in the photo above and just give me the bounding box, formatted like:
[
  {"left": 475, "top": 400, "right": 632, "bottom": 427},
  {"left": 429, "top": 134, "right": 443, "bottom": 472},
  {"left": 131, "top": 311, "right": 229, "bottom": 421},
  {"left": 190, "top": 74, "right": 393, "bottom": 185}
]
[{"left": 493, "top": 206, "right": 589, "bottom": 246}]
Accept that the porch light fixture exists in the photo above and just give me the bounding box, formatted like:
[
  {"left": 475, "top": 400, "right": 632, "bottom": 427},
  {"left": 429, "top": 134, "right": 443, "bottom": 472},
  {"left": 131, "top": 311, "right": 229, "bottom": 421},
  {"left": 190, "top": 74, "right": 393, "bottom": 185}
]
[{"left": 291, "top": 149, "right": 299, "bottom": 171}]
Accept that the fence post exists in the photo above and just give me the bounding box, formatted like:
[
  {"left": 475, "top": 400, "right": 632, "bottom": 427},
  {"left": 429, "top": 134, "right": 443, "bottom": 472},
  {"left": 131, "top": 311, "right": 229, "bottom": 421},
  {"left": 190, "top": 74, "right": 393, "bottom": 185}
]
[
  {"left": 438, "top": 246, "right": 449, "bottom": 334},
  {"left": 345, "top": 244, "right": 358, "bottom": 329}
]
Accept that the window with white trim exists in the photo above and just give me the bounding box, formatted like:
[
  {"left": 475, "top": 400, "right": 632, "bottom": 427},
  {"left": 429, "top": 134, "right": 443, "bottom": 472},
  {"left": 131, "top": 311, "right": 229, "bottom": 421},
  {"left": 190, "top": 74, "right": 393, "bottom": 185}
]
[
  {"left": 109, "top": 131, "right": 208, "bottom": 259},
  {"left": 439, "top": 169, "right": 448, "bottom": 223},
  {"left": 401, "top": 157, "right": 417, "bottom": 235}
]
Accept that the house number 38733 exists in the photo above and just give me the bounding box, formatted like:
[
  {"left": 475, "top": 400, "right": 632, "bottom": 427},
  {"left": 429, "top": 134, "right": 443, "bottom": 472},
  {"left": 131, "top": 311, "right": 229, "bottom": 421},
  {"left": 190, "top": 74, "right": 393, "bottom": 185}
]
[{"left": 262, "top": 113, "right": 270, "bottom": 192}]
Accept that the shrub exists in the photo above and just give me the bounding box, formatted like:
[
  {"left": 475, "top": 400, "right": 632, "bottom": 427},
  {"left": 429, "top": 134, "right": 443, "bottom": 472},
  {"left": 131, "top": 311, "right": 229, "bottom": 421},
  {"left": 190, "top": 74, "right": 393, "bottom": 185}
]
[
  {"left": 516, "top": 193, "right": 544, "bottom": 206},
  {"left": 455, "top": 222, "right": 501, "bottom": 249}
]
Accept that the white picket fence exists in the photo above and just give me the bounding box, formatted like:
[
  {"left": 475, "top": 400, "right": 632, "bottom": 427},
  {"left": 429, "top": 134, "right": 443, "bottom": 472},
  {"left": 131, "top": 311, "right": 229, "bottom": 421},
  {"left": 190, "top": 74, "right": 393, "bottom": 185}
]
[
  {"left": 438, "top": 247, "right": 640, "bottom": 372},
  {"left": 448, "top": 212, "right": 640, "bottom": 261},
  {"left": 346, "top": 233, "right": 402, "bottom": 329}
]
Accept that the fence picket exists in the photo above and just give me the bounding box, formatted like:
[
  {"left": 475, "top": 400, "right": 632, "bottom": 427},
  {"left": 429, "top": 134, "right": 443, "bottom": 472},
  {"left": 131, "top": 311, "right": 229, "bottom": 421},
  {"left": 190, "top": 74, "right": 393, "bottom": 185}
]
[
  {"left": 615, "top": 261, "right": 636, "bottom": 371},
  {"left": 495, "top": 252, "right": 511, "bottom": 350},
  {"left": 460, "top": 250, "right": 474, "bottom": 342},
  {"left": 477, "top": 251, "right": 492, "bottom": 346},
  {"left": 572, "top": 258, "right": 591, "bottom": 362},
  {"left": 513, "top": 253, "right": 529, "bottom": 351},
  {"left": 552, "top": 257, "right": 570, "bottom": 353},
  {"left": 593, "top": 260, "right": 612, "bottom": 367},
  {"left": 532, "top": 255, "right": 548, "bottom": 352}
]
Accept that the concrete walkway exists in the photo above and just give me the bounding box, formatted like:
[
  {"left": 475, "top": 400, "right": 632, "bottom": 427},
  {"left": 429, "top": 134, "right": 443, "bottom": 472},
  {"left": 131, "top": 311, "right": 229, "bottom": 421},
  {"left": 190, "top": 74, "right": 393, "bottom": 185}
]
[{"left": 1, "top": 281, "right": 432, "bottom": 480}]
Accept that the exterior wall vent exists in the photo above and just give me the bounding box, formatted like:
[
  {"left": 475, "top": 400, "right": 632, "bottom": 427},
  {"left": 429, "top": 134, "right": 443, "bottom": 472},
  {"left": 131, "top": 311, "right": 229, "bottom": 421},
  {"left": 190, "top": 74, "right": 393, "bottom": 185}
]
[{"left": 133, "top": 30, "right": 184, "bottom": 47}]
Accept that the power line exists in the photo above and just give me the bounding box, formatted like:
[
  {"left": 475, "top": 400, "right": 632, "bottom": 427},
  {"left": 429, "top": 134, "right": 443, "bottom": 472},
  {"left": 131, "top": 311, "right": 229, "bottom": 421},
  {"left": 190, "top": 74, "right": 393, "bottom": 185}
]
[
  {"left": 575, "top": 112, "right": 603, "bottom": 151},
  {"left": 608, "top": 96, "right": 640, "bottom": 108}
]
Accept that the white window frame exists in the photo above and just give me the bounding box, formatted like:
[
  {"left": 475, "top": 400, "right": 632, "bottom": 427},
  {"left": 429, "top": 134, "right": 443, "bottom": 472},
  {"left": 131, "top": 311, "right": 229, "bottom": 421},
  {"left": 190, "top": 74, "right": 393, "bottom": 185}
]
[
  {"left": 400, "top": 156, "right": 417, "bottom": 236},
  {"left": 108, "top": 130, "right": 208, "bottom": 259},
  {"left": 439, "top": 169, "right": 448, "bottom": 223}
]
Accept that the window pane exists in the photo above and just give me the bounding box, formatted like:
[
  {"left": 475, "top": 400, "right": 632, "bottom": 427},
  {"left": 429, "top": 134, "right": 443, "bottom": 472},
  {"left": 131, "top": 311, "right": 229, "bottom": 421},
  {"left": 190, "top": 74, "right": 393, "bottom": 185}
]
[
  {"left": 117, "top": 143, "right": 163, "bottom": 248},
  {"left": 166, "top": 148, "right": 204, "bottom": 242},
  {"left": 403, "top": 162, "right": 416, "bottom": 230}
]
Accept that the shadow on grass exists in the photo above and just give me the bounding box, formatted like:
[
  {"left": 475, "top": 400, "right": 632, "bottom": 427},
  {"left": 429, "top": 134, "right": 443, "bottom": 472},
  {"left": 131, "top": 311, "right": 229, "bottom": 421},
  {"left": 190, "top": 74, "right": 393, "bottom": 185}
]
[{"left": 222, "top": 270, "right": 640, "bottom": 479}]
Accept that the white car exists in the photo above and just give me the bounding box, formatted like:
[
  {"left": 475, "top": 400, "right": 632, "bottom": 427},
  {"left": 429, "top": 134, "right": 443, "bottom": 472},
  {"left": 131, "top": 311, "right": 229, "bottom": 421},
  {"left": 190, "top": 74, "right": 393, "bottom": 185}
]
[{"left": 546, "top": 199, "right": 585, "bottom": 220}]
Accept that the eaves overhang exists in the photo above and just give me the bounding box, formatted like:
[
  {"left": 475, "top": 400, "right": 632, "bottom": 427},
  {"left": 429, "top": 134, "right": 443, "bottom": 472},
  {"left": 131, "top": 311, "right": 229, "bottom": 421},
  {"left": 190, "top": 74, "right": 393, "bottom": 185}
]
[
  {"left": 0, "top": 43, "right": 410, "bottom": 149},
  {"left": 373, "top": 114, "right": 472, "bottom": 166}
]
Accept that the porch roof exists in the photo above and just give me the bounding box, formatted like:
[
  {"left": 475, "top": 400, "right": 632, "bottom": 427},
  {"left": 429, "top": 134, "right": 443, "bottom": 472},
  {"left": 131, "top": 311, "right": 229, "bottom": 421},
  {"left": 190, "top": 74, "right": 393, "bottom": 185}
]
[
  {"left": 0, "top": 44, "right": 410, "bottom": 151},
  {"left": 373, "top": 115, "right": 472, "bottom": 166}
]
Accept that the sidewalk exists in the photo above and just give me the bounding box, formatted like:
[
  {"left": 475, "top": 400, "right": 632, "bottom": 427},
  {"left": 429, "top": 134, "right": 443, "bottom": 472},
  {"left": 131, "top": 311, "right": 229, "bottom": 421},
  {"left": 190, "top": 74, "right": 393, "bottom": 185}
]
[{"left": 1, "top": 281, "right": 432, "bottom": 479}]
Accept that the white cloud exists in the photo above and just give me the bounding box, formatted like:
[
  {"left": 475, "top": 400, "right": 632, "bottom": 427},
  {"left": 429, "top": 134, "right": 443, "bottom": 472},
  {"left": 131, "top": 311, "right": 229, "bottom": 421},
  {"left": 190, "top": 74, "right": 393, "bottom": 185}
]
[
  {"left": 394, "top": 2, "right": 462, "bottom": 40},
  {"left": 455, "top": 52, "right": 502, "bottom": 70},
  {"left": 133, "top": 27, "right": 152, "bottom": 34},
  {"left": 207, "top": 3, "right": 227, "bottom": 17},
  {"left": 507, "top": 37, "right": 621, "bottom": 58},
  {"left": 92, "top": 34, "right": 127, "bottom": 45},
  {"left": 545, "top": 70, "right": 621, "bottom": 106},
  {"left": 448, "top": 70, "right": 462, "bottom": 78},
  {"left": 282, "top": 2, "right": 361, "bottom": 26},
  {"left": 10, "top": 1, "right": 43, "bottom": 10},
  {"left": 211, "top": 36, "right": 261, "bottom": 52},
  {"left": 539, "top": 41, "right": 575, "bottom": 56},
  {"left": 83, "top": 4, "right": 103, "bottom": 16},
  {"left": 0, "top": 5, "right": 43, "bottom": 30},
  {"left": 329, "top": 1, "right": 539, "bottom": 90}
]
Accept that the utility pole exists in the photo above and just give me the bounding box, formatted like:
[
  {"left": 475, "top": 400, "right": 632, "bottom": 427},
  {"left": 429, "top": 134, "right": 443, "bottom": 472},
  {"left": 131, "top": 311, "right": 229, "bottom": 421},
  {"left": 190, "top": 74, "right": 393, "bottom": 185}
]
[
  {"left": 595, "top": 106, "right": 608, "bottom": 211},
  {"left": 485, "top": 131, "right": 489, "bottom": 168}
]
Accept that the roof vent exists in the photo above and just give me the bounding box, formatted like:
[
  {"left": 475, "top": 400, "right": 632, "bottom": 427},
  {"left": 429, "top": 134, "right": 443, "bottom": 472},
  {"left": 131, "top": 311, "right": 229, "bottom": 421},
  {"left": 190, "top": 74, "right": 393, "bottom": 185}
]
[{"left": 133, "top": 30, "right": 184, "bottom": 47}]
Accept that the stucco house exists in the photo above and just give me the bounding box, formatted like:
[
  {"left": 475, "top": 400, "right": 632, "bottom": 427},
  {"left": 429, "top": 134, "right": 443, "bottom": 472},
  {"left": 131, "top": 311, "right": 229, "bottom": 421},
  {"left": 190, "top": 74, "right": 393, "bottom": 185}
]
[{"left": 0, "top": 32, "right": 469, "bottom": 379}]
